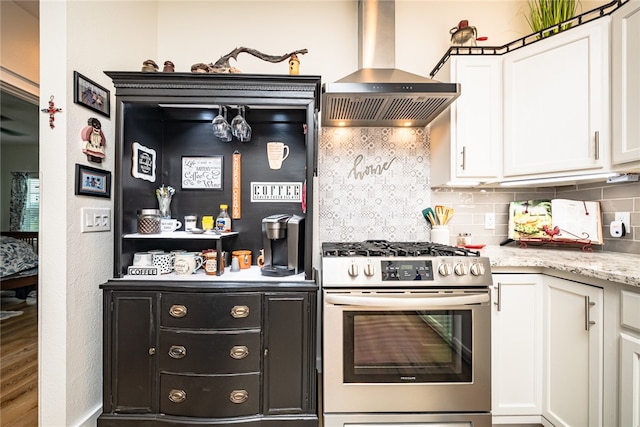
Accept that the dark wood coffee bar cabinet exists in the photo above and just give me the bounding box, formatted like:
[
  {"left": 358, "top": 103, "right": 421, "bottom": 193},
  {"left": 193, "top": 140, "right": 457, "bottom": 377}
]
[{"left": 99, "top": 73, "right": 321, "bottom": 426}]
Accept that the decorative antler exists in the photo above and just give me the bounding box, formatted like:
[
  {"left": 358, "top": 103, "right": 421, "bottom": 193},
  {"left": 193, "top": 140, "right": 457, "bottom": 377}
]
[{"left": 191, "top": 47, "right": 308, "bottom": 73}]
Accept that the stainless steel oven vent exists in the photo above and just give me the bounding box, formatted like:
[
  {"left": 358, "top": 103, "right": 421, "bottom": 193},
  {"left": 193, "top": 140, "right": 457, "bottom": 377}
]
[{"left": 321, "top": 0, "right": 460, "bottom": 127}]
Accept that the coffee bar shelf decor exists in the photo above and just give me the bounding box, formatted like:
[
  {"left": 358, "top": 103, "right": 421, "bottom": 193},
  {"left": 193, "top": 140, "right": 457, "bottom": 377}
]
[{"left": 99, "top": 72, "right": 321, "bottom": 427}]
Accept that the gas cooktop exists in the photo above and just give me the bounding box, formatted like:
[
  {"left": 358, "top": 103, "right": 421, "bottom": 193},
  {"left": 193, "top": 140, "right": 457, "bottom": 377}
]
[{"left": 322, "top": 240, "right": 480, "bottom": 258}]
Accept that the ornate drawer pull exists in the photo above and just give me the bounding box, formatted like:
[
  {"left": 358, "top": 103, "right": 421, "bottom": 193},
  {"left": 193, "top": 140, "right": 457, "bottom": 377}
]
[
  {"left": 229, "top": 345, "right": 249, "bottom": 359},
  {"left": 168, "top": 345, "right": 187, "bottom": 359},
  {"left": 168, "top": 389, "right": 187, "bottom": 403},
  {"left": 169, "top": 304, "right": 187, "bottom": 318},
  {"left": 229, "top": 389, "right": 248, "bottom": 404},
  {"left": 148, "top": 347, "right": 156, "bottom": 355},
  {"left": 231, "top": 305, "right": 249, "bottom": 318}
]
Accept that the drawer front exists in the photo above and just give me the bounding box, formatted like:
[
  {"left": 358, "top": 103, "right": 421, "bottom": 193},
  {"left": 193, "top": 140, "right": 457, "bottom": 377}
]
[
  {"left": 161, "top": 293, "right": 261, "bottom": 329},
  {"left": 160, "top": 372, "right": 260, "bottom": 417},
  {"left": 159, "top": 329, "right": 260, "bottom": 374}
]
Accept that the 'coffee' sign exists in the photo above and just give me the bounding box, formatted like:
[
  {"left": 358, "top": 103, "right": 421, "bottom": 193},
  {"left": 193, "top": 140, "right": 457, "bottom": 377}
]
[{"left": 251, "top": 182, "right": 302, "bottom": 202}]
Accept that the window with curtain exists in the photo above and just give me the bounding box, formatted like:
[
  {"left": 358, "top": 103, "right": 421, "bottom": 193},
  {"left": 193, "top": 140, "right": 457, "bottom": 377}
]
[
  {"left": 9, "top": 171, "right": 39, "bottom": 231},
  {"left": 22, "top": 175, "right": 39, "bottom": 231}
]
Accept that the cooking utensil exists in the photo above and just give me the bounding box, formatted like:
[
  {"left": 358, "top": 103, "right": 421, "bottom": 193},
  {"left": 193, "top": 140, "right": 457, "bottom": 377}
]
[{"left": 421, "top": 207, "right": 436, "bottom": 226}]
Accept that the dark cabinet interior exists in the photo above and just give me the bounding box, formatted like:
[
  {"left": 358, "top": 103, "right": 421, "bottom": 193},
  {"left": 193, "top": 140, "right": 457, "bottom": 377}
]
[{"left": 106, "top": 72, "right": 320, "bottom": 280}]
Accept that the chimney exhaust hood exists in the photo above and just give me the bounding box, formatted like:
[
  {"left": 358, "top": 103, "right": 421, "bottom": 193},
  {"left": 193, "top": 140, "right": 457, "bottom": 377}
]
[{"left": 321, "top": 0, "right": 460, "bottom": 127}]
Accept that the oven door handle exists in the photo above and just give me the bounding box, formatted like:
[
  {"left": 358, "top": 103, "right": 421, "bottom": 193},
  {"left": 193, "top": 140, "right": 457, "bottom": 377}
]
[{"left": 324, "top": 293, "right": 490, "bottom": 308}]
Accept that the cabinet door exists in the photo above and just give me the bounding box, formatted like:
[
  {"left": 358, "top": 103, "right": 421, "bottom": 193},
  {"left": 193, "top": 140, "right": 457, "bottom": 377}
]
[
  {"left": 451, "top": 56, "right": 503, "bottom": 180},
  {"left": 104, "top": 291, "right": 157, "bottom": 414},
  {"left": 503, "top": 19, "right": 610, "bottom": 177},
  {"left": 620, "top": 332, "right": 640, "bottom": 427},
  {"left": 263, "top": 292, "right": 316, "bottom": 415},
  {"left": 543, "top": 276, "right": 603, "bottom": 427},
  {"left": 612, "top": 0, "right": 640, "bottom": 166},
  {"left": 491, "top": 274, "right": 542, "bottom": 418}
]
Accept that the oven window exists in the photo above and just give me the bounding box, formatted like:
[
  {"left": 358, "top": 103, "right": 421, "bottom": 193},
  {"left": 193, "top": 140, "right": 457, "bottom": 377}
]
[{"left": 343, "top": 310, "right": 472, "bottom": 383}]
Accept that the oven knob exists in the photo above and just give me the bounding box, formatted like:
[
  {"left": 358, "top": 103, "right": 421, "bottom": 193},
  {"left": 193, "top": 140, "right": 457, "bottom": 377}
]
[
  {"left": 348, "top": 262, "right": 359, "bottom": 277},
  {"left": 364, "top": 263, "right": 375, "bottom": 277},
  {"left": 454, "top": 263, "right": 468, "bottom": 276},
  {"left": 470, "top": 263, "right": 486, "bottom": 276},
  {"left": 438, "top": 263, "right": 452, "bottom": 276}
]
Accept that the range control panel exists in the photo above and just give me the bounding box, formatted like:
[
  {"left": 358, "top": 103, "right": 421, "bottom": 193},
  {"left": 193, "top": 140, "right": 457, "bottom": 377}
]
[{"left": 381, "top": 260, "right": 435, "bottom": 281}]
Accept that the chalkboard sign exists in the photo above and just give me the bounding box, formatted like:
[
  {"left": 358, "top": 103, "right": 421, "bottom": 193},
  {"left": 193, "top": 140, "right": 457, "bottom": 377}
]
[
  {"left": 181, "top": 156, "right": 223, "bottom": 190},
  {"left": 131, "top": 142, "right": 156, "bottom": 182}
]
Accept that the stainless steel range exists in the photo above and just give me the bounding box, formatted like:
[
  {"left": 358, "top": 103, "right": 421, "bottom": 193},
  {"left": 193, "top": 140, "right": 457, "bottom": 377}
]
[{"left": 321, "top": 241, "right": 492, "bottom": 427}]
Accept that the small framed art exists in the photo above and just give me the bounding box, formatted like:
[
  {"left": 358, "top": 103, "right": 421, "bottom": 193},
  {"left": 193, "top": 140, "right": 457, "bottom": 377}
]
[
  {"left": 181, "top": 156, "right": 223, "bottom": 190},
  {"left": 75, "top": 164, "right": 111, "bottom": 198},
  {"left": 73, "top": 71, "right": 110, "bottom": 118}
]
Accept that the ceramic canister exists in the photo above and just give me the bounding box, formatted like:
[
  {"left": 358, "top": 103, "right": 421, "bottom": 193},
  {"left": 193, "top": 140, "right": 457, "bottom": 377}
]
[
  {"left": 232, "top": 250, "right": 252, "bottom": 269},
  {"left": 203, "top": 251, "right": 224, "bottom": 275}
]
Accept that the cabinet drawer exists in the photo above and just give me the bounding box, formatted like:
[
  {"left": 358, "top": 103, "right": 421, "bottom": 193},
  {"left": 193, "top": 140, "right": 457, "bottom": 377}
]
[
  {"left": 159, "top": 329, "right": 260, "bottom": 374},
  {"left": 160, "top": 372, "right": 260, "bottom": 417},
  {"left": 161, "top": 293, "right": 261, "bottom": 329}
]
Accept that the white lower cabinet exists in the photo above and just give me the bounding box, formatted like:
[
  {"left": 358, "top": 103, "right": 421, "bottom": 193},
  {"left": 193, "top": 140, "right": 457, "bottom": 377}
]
[
  {"left": 491, "top": 274, "right": 543, "bottom": 424},
  {"left": 620, "top": 333, "right": 640, "bottom": 427},
  {"left": 543, "top": 276, "right": 603, "bottom": 427}
]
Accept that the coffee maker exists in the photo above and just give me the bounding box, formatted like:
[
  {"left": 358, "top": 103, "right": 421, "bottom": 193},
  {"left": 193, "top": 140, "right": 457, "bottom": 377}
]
[{"left": 261, "top": 214, "right": 304, "bottom": 276}]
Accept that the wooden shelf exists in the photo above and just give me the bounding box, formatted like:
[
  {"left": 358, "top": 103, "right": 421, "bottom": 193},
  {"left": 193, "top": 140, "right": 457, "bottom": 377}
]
[{"left": 123, "top": 231, "right": 239, "bottom": 239}]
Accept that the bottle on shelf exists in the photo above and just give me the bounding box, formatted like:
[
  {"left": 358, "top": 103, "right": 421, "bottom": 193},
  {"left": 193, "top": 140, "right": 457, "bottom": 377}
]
[{"left": 216, "top": 204, "right": 232, "bottom": 232}]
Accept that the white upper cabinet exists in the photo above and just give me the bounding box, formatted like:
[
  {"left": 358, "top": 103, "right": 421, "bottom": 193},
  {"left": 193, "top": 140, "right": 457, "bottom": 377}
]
[
  {"left": 612, "top": 0, "right": 640, "bottom": 168},
  {"left": 430, "top": 55, "right": 503, "bottom": 186},
  {"left": 503, "top": 18, "right": 611, "bottom": 178}
]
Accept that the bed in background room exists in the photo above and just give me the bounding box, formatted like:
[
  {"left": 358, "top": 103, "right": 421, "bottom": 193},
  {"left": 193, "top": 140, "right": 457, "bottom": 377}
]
[{"left": 1, "top": 232, "right": 38, "bottom": 298}]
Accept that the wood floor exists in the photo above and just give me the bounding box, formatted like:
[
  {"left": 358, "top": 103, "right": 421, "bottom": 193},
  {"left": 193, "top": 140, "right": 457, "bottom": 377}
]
[{"left": 1, "top": 296, "right": 38, "bottom": 426}]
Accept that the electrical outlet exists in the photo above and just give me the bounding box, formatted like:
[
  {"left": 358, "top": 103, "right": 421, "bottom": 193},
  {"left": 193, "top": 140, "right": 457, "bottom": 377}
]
[
  {"left": 615, "top": 212, "right": 631, "bottom": 233},
  {"left": 485, "top": 212, "right": 496, "bottom": 230},
  {"left": 81, "top": 207, "right": 111, "bottom": 232}
]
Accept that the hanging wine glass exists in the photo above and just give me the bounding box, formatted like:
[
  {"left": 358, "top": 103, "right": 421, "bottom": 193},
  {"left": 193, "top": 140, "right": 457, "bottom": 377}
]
[
  {"left": 231, "top": 106, "right": 252, "bottom": 142},
  {"left": 212, "top": 106, "right": 232, "bottom": 142}
]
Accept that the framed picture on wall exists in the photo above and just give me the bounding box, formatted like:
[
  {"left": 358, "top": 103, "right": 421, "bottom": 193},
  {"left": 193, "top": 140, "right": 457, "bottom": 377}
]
[
  {"left": 181, "top": 156, "right": 223, "bottom": 190},
  {"left": 73, "top": 71, "right": 110, "bottom": 118},
  {"left": 75, "top": 164, "right": 111, "bottom": 198}
]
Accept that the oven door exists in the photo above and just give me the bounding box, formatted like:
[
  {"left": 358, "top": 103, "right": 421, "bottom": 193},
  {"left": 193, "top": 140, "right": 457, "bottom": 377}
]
[{"left": 323, "top": 289, "right": 491, "bottom": 414}]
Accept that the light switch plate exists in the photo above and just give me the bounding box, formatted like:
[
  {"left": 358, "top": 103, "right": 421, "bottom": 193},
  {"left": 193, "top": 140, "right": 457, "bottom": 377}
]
[
  {"left": 81, "top": 207, "right": 111, "bottom": 232},
  {"left": 485, "top": 213, "right": 496, "bottom": 230}
]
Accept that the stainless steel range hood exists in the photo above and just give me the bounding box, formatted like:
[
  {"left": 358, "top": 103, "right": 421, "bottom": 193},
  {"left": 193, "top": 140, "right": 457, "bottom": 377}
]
[{"left": 321, "top": 0, "right": 460, "bottom": 127}]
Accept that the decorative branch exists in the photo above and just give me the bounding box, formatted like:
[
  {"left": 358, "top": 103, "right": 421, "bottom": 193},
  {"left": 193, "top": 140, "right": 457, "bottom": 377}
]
[{"left": 191, "top": 47, "right": 308, "bottom": 73}]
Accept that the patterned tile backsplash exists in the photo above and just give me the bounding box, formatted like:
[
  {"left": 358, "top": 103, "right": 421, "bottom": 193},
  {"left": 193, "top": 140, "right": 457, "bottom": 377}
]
[{"left": 318, "top": 127, "right": 639, "bottom": 255}]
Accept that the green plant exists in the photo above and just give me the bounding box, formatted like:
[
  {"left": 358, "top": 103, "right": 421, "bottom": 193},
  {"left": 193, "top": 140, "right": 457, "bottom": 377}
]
[{"left": 526, "top": 0, "right": 579, "bottom": 38}]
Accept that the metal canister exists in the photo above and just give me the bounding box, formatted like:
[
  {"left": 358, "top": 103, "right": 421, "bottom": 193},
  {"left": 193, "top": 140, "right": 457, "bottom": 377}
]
[{"left": 137, "top": 209, "right": 161, "bottom": 234}]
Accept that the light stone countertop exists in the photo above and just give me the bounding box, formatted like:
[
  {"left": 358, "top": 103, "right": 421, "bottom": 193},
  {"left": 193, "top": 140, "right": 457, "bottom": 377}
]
[{"left": 479, "top": 245, "right": 640, "bottom": 287}]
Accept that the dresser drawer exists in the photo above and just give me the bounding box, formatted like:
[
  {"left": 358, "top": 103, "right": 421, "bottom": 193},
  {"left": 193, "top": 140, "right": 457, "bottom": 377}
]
[
  {"left": 161, "top": 293, "right": 261, "bottom": 329},
  {"left": 160, "top": 372, "right": 260, "bottom": 417},
  {"left": 159, "top": 329, "right": 260, "bottom": 374}
]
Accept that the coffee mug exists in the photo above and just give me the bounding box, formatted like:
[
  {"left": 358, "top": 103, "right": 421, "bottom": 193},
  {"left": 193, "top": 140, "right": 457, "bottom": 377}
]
[
  {"left": 203, "top": 251, "right": 224, "bottom": 276},
  {"left": 152, "top": 252, "right": 173, "bottom": 274},
  {"left": 133, "top": 252, "right": 153, "bottom": 266},
  {"left": 266, "top": 142, "right": 289, "bottom": 170},
  {"left": 232, "top": 250, "right": 252, "bottom": 269},
  {"left": 174, "top": 252, "right": 203, "bottom": 275},
  {"left": 161, "top": 218, "right": 182, "bottom": 233}
]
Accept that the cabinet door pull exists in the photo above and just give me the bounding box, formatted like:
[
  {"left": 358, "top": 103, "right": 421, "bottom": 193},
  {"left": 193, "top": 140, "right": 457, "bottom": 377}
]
[
  {"left": 461, "top": 146, "right": 467, "bottom": 171},
  {"left": 231, "top": 305, "right": 250, "bottom": 318},
  {"left": 230, "top": 345, "right": 249, "bottom": 359},
  {"left": 229, "top": 389, "right": 249, "bottom": 404},
  {"left": 168, "top": 389, "right": 187, "bottom": 403},
  {"left": 594, "top": 131, "right": 600, "bottom": 160},
  {"left": 585, "top": 296, "right": 596, "bottom": 330},
  {"left": 148, "top": 347, "right": 156, "bottom": 355},
  {"left": 168, "top": 345, "right": 187, "bottom": 359},
  {"left": 494, "top": 282, "right": 502, "bottom": 312},
  {"left": 169, "top": 304, "right": 187, "bottom": 318}
]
